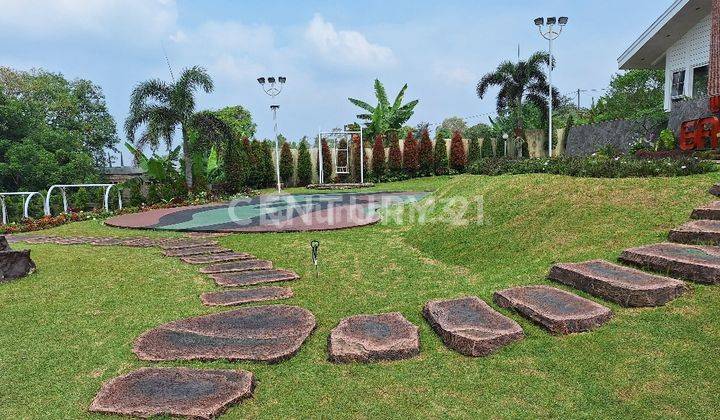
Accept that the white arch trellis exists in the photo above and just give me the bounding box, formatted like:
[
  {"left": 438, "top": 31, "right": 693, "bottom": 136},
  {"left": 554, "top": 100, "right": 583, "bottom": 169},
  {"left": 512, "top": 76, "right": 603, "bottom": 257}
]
[
  {"left": 44, "top": 184, "right": 123, "bottom": 216},
  {"left": 0, "top": 192, "right": 45, "bottom": 225},
  {"left": 317, "top": 128, "right": 364, "bottom": 184}
]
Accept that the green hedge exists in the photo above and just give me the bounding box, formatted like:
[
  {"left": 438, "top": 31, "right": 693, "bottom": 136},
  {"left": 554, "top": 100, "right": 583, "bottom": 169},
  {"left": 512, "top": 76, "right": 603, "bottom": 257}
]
[{"left": 468, "top": 156, "right": 717, "bottom": 178}]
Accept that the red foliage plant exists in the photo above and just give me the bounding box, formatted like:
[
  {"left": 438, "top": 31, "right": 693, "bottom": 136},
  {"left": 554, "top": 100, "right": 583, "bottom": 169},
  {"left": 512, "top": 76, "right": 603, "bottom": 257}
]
[
  {"left": 402, "top": 131, "right": 419, "bottom": 176},
  {"left": 320, "top": 138, "right": 333, "bottom": 181},
  {"left": 351, "top": 134, "right": 368, "bottom": 182},
  {"left": 387, "top": 132, "right": 403, "bottom": 173},
  {"left": 418, "top": 128, "right": 434, "bottom": 175},
  {"left": 450, "top": 130, "right": 467, "bottom": 172},
  {"left": 371, "top": 134, "right": 386, "bottom": 177}
]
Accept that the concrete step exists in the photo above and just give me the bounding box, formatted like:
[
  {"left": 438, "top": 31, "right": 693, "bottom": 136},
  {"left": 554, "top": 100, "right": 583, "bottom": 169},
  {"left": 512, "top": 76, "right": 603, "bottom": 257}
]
[
  {"left": 669, "top": 219, "right": 720, "bottom": 245},
  {"left": 691, "top": 202, "right": 720, "bottom": 220},
  {"left": 548, "top": 260, "right": 686, "bottom": 307},
  {"left": 710, "top": 183, "right": 720, "bottom": 197},
  {"left": 619, "top": 242, "right": 720, "bottom": 284}
]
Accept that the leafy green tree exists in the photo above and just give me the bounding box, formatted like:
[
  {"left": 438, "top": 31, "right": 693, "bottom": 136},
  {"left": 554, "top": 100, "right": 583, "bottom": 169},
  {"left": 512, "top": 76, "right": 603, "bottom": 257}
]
[
  {"left": 296, "top": 140, "right": 312, "bottom": 186},
  {"left": 467, "top": 137, "right": 481, "bottom": 162},
  {"left": 258, "top": 141, "right": 275, "bottom": 188},
  {"left": 280, "top": 141, "right": 294, "bottom": 185},
  {"left": 433, "top": 135, "right": 449, "bottom": 175},
  {"left": 476, "top": 52, "right": 559, "bottom": 135},
  {"left": 125, "top": 66, "right": 214, "bottom": 190},
  {"left": 214, "top": 105, "right": 256, "bottom": 140},
  {"left": 348, "top": 79, "right": 419, "bottom": 140},
  {"left": 223, "top": 136, "right": 248, "bottom": 193},
  {"left": 418, "top": 129, "right": 434, "bottom": 176},
  {"left": 439, "top": 117, "right": 468, "bottom": 137}
]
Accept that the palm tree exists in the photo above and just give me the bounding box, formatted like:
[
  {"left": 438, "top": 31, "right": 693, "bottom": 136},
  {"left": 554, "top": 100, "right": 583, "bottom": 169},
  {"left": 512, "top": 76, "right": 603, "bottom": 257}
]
[
  {"left": 476, "top": 52, "right": 559, "bottom": 135},
  {"left": 349, "top": 79, "right": 419, "bottom": 140},
  {"left": 125, "top": 66, "right": 214, "bottom": 190}
]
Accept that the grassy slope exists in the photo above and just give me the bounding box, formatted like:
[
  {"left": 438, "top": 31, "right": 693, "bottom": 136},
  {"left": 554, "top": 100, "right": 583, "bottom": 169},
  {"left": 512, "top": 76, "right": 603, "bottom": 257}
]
[{"left": 1, "top": 174, "right": 719, "bottom": 419}]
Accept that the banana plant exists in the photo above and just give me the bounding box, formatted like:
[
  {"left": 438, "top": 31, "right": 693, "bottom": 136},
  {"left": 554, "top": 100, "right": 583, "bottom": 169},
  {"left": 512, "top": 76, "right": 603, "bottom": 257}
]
[{"left": 349, "top": 79, "right": 419, "bottom": 140}]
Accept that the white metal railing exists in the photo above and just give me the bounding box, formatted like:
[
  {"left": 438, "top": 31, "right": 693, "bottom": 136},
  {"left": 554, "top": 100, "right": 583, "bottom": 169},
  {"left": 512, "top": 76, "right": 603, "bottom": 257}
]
[
  {"left": 44, "top": 184, "right": 122, "bottom": 216},
  {"left": 0, "top": 192, "right": 45, "bottom": 225}
]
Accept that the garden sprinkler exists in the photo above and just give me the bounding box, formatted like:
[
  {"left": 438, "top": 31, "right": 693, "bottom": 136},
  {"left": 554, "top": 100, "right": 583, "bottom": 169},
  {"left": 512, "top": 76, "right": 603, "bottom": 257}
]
[{"left": 310, "top": 240, "right": 320, "bottom": 278}]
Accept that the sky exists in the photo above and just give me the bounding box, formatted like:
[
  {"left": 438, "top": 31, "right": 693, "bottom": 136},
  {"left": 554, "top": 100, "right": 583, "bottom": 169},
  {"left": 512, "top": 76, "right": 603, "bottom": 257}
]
[{"left": 0, "top": 0, "right": 667, "bottom": 162}]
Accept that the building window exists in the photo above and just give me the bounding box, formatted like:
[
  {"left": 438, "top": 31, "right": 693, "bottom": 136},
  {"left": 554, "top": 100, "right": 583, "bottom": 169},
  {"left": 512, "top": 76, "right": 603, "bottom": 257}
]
[
  {"left": 693, "top": 65, "right": 709, "bottom": 98},
  {"left": 671, "top": 70, "right": 686, "bottom": 101}
]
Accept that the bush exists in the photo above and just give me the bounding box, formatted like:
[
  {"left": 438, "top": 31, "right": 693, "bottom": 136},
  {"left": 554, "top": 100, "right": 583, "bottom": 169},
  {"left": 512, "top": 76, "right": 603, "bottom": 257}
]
[
  {"left": 258, "top": 141, "right": 275, "bottom": 188},
  {"left": 296, "top": 140, "right": 313, "bottom": 186},
  {"left": 481, "top": 137, "right": 494, "bottom": 158},
  {"left": 402, "top": 131, "right": 419, "bottom": 176},
  {"left": 388, "top": 133, "right": 402, "bottom": 174},
  {"left": 468, "top": 137, "right": 480, "bottom": 162},
  {"left": 224, "top": 137, "right": 248, "bottom": 193},
  {"left": 72, "top": 187, "right": 90, "bottom": 211},
  {"left": 657, "top": 128, "right": 677, "bottom": 151},
  {"left": 371, "top": 135, "right": 386, "bottom": 178},
  {"left": 125, "top": 178, "right": 144, "bottom": 207},
  {"left": 467, "top": 155, "right": 716, "bottom": 178},
  {"left": 244, "top": 138, "right": 261, "bottom": 188},
  {"left": 434, "top": 136, "right": 449, "bottom": 175},
  {"left": 351, "top": 134, "right": 367, "bottom": 183},
  {"left": 280, "top": 141, "right": 294, "bottom": 186},
  {"left": 320, "top": 138, "right": 332, "bottom": 181},
  {"left": 418, "top": 129, "right": 434, "bottom": 176},
  {"left": 450, "top": 131, "right": 467, "bottom": 172}
]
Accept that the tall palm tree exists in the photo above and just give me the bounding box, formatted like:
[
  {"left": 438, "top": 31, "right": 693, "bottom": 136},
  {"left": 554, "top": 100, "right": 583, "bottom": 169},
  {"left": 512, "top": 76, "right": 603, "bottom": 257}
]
[
  {"left": 476, "top": 52, "right": 559, "bottom": 135},
  {"left": 349, "top": 79, "right": 419, "bottom": 140},
  {"left": 125, "top": 66, "right": 214, "bottom": 190}
]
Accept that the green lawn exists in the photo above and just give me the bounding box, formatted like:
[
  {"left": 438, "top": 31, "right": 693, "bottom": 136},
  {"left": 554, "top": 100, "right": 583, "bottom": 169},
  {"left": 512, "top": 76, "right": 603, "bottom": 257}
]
[{"left": 2, "top": 174, "right": 720, "bottom": 418}]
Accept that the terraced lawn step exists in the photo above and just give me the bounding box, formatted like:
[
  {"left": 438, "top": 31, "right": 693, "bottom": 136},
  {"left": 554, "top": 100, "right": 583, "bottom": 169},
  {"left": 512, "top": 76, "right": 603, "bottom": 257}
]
[
  {"left": 211, "top": 269, "right": 300, "bottom": 287},
  {"left": 133, "top": 305, "right": 315, "bottom": 363},
  {"left": 181, "top": 252, "right": 255, "bottom": 265},
  {"left": 691, "top": 202, "right": 720, "bottom": 220},
  {"left": 158, "top": 239, "right": 219, "bottom": 250},
  {"left": 423, "top": 296, "right": 523, "bottom": 357},
  {"left": 710, "top": 183, "right": 720, "bottom": 197},
  {"left": 548, "top": 260, "right": 687, "bottom": 307},
  {"left": 89, "top": 367, "right": 254, "bottom": 419},
  {"left": 163, "top": 246, "right": 232, "bottom": 257},
  {"left": 619, "top": 242, "right": 720, "bottom": 284},
  {"left": 328, "top": 313, "right": 420, "bottom": 363},
  {"left": 669, "top": 219, "right": 720, "bottom": 245},
  {"left": 493, "top": 285, "right": 612, "bottom": 335},
  {"left": 200, "top": 259, "right": 273, "bottom": 274},
  {"left": 201, "top": 286, "right": 293, "bottom": 306}
]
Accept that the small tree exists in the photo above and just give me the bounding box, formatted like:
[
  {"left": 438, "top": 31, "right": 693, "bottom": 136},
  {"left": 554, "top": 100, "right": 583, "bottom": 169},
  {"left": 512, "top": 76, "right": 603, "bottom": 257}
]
[
  {"left": 467, "top": 137, "right": 480, "bottom": 162},
  {"left": 351, "top": 134, "right": 367, "bottom": 182},
  {"left": 243, "top": 138, "right": 261, "bottom": 188},
  {"left": 371, "top": 134, "right": 386, "bottom": 178},
  {"left": 280, "top": 141, "right": 294, "bottom": 186},
  {"left": 387, "top": 132, "right": 402, "bottom": 174},
  {"left": 433, "top": 135, "right": 449, "bottom": 175},
  {"left": 450, "top": 131, "right": 467, "bottom": 172},
  {"left": 481, "top": 137, "right": 494, "bottom": 158},
  {"left": 402, "top": 131, "right": 419, "bottom": 177},
  {"left": 224, "top": 137, "right": 248, "bottom": 193},
  {"left": 297, "top": 140, "right": 312, "bottom": 186},
  {"left": 320, "top": 138, "right": 332, "bottom": 182},
  {"left": 258, "top": 141, "right": 275, "bottom": 188},
  {"left": 418, "top": 129, "right": 434, "bottom": 176}
]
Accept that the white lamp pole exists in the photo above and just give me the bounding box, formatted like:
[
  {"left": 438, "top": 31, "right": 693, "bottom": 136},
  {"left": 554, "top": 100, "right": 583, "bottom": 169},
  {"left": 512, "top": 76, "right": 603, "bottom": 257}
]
[
  {"left": 258, "top": 76, "right": 286, "bottom": 193},
  {"left": 535, "top": 16, "right": 568, "bottom": 157}
]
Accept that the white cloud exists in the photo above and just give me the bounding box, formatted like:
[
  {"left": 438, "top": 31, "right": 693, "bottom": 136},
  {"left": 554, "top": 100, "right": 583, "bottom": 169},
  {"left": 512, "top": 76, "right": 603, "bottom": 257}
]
[
  {"left": 0, "top": 0, "right": 177, "bottom": 43},
  {"left": 304, "top": 14, "right": 396, "bottom": 69}
]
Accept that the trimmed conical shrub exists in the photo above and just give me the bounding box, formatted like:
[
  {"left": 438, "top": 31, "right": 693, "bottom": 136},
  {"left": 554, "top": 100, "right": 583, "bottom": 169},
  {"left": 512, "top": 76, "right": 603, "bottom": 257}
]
[
  {"left": 450, "top": 131, "right": 467, "bottom": 172},
  {"left": 387, "top": 132, "right": 402, "bottom": 174},
  {"left": 371, "top": 134, "right": 385, "bottom": 179},
  {"left": 433, "top": 135, "right": 448, "bottom": 175},
  {"left": 297, "top": 140, "right": 312, "bottom": 186},
  {"left": 279, "top": 141, "right": 294, "bottom": 186},
  {"left": 402, "top": 131, "right": 419, "bottom": 177},
  {"left": 418, "top": 129, "right": 434, "bottom": 176}
]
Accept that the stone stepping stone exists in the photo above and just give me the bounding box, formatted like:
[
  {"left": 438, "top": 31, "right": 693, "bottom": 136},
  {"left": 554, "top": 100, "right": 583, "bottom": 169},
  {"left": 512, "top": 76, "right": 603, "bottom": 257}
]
[
  {"left": 211, "top": 269, "right": 300, "bottom": 287},
  {"left": 422, "top": 296, "right": 523, "bottom": 357},
  {"left": 328, "top": 312, "right": 420, "bottom": 363},
  {"left": 87, "top": 237, "right": 126, "bottom": 246},
  {"left": 201, "top": 286, "right": 294, "bottom": 306},
  {"left": 493, "top": 285, "right": 612, "bottom": 335},
  {"left": 133, "top": 305, "right": 316, "bottom": 363},
  {"left": 691, "top": 201, "right": 720, "bottom": 220},
  {"left": 620, "top": 242, "right": 720, "bottom": 284},
  {"left": 18, "top": 236, "right": 55, "bottom": 244},
  {"left": 159, "top": 239, "right": 219, "bottom": 250},
  {"left": 710, "top": 183, "right": 720, "bottom": 197},
  {"left": 89, "top": 367, "right": 254, "bottom": 419},
  {"left": 181, "top": 252, "right": 255, "bottom": 265},
  {"left": 669, "top": 219, "right": 720, "bottom": 245},
  {"left": 548, "top": 260, "right": 687, "bottom": 307},
  {"left": 163, "top": 246, "right": 232, "bottom": 257},
  {"left": 120, "top": 237, "right": 161, "bottom": 247},
  {"left": 53, "top": 237, "right": 92, "bottom": 245},
  {"left": 200, "top": 259, "right": 273, "bottom": 274}
]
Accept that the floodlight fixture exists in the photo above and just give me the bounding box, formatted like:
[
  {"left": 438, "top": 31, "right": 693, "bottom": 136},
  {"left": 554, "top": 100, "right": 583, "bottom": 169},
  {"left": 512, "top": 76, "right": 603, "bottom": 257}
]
[
  {"left": 278, "top": 76, "right": 287, "bottom": 84},
  {"left": 257, "top": 77, "right": 266, "bottom": 85},
  {"left": 267, "top": 77, "right": 276, "bottom": 84},
  {"left": 546, "top": 17, "right": 557, "bottom": 25},
  {"left": 558, "top": 16, "right": 569, "bottom": 25},
  {"left": 534, "top": 17, "right": 544, "bottom": 26}
]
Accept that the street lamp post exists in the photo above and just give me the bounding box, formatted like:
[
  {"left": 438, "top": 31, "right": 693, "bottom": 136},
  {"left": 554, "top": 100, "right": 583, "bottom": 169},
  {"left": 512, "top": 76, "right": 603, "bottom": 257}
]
[
  {"left": 534, "top": 16, "right": 568, "bottom": 157},
  {"left": 257, "top": 76, "right": 286, "bottom": 193}
]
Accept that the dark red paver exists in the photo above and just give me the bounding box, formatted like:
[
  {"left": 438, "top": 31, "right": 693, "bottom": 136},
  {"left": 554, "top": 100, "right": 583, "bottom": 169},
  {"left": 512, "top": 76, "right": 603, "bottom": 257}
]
[
  {"left": 710, "top": 183, "right": 720, "bottom": 197},
  {"left": 493, "top": 285, "right": 612, "bottom": 335},
  {"left": 181, "top": 252, "right": 255, "bottom": 265},
  {"left": 119, "top": 237, "right": 161, "bottom": 247},
  {"left": 212, "top": 269, "right": 300, "bottom": 287},
  {"left": 620, "top": 242, "right": 720, "bottom": 284},
  {"left": 423, "top": 296, "right": 523, "bottom": 356},
  {"left": 200, "top": 259, "right": 273, "bottom": 274},
  {"left": 89, "top": 367, "right": 254, "bottom": 419},
  {"left": 133, "top": 305, "right": 316, "bottom": 363},
  {"left": 159, "top": 239, "right": 219, "bottom": 250},
  {"left": 201, "top": 286, "right": 294, "bottom": 306},
  {"left": 669, "top": 219, "right": 720, "bottom": 245},
  {"left": 328, "top": 312, "right": 420, "bottom": 363},
  {"left": 691, "top": 201, "right": 720, "bottom": 220},
  {"left": 87, "top": 237, "right": 126, "bottom": 246},
  {"left": 163, "top": 246, "right": 232, "bottom": 257},
  {"left": 548, "top": 260, "right": 687, "bottom": 307}
]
